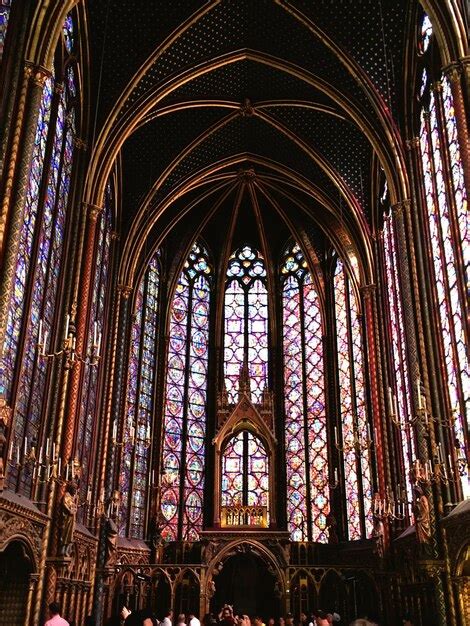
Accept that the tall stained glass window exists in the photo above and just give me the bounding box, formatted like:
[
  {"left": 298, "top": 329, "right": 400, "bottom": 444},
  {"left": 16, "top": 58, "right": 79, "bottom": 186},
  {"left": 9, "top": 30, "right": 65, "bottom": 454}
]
[
  {"left": 0, "top": 0, "right": 13, "bottom": 62},
  {"left": 382, "top": 213, "right": 415, "bottom": 510},
  {"left": 418, "top": 14, "right": 469, "bottom": 496},
  {"left": 76, "top": 186, "right": 112, "bottom": 519},
  {"left": 224, "top": 246, "right": 268, "bottom": 403},
  {"left": 2, "top": 13, "right": 79, "bottom": 496},
  {"left": 160, "top": 243, "right": 211, "bottom": 541},
  {"left": 221, "top": 431, "right": 269, "bottom": 511},
  {"left": 334, "top": 259, "right": 373, "bottom": 539},
  {"left": 119, "top": 253, "right": 159, "bottom": 538},
  {"left": 282, "top": 243, "right": 328, "bottom": 542}
]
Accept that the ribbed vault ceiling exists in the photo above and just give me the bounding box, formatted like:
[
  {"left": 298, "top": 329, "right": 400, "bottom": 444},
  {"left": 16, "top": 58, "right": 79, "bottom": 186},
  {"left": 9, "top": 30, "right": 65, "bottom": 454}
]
[{"left": 86, "top": 0, "right": 415, "bottom": 278}]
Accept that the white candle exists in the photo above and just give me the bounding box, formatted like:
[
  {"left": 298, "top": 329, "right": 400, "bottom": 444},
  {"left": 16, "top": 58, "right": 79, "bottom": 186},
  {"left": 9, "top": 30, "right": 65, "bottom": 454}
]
[
  {"left": 112, "top": 421, "right": 117, "bottom": 441},
  {"left": 146, "top": 424, "right": 151, "bottom": 441},
  {"left": 8, "top": 441, "right": 13, "bottom": 460},
  {"left": 24, "top": 437, "right": 28, "bottom": 457},
  {"left": 96, "top": 333, "right": 102, "bottom": 357},
  {"left": 17, "top": 445, "right": 20, "bottom": 466},
  {"left": 46, "top": 438, "right": 50, "bottom": 458},
  {"left": 388, "top": 386, "right": 394, "bottom": 414},
  {"left": 66, "top": 463, "right": 69, "bottom": 482},
  {"left": 367, "top": 423, "right": 371, "bottom": 441},
  {"left": 93, "top": 321, "right": 98, "bottom": 347},
  {"left": 52, "top": 442, "right": 56, "bottom": 460},
  {"left": 416, "top": 379, "right": 423, "bottom": 410},
  {"left": 334, "top": 426, "right": 338, "bottom": 445},
  {"left": 58, "top": 456, "right": 61, "bottom": 477},
  {"left": 87, "top": 486, "right": 92, "bottom": 503},
  {"left": 39, "top": 444, "right": 43, "bottom": 465},
  {"left": 334, "top": 467, "right": 338, "bottom": 483},
  {"left": 448, "top": 454, "right": 454, "bottom": 475},
  {"left": 38, "top": 319, "right": 43, "bottom": 346},
  {"left": 65, "top": 314, "right": 70, "bottom": 339}
]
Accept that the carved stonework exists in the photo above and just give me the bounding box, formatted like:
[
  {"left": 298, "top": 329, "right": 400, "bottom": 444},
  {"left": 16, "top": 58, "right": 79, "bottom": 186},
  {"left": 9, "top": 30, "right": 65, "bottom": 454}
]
[{"left": 0, "top": 507, "right": 44, "bottom": 569}]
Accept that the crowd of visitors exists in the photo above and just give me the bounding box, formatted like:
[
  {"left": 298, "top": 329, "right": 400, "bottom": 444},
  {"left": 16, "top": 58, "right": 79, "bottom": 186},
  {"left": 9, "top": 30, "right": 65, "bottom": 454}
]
[{"left": 43, "top": 600, "right": 415, "bottom": 626}]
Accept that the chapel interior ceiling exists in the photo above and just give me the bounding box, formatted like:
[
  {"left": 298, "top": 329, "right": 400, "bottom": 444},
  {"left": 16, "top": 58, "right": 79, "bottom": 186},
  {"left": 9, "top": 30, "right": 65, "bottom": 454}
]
[{"left": 86, "top": 0, "right": 415, "bottom": 273}]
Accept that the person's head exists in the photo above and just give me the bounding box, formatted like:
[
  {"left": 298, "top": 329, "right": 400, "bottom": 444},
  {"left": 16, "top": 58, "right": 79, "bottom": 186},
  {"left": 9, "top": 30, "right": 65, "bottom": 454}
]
[
  {"left": 314, "top": 612, "right": 328, "bottom": 626},
  {"left": 402, "top": 616, "right": 414, "bottom": 626},
  {"left": 285, "top": 614, "right": 294, "bottom": 626},
  {"left": 221, "top": 607, "right": 233, "bottom": 620},
  {"left": 49, "top": 602, "right": 61, "bottom": 616},
  {"left": 300, "top": 614, "right": 307, "bottom": 624},
  {"left": 177, "top": 615, "right": 186, "bottom": 624},
  {"left": 120, "top": 606, "right": 132, "bottom": 620},
  {"left": 253, "top": 617, "right": 263, "bottom": 626},
  {"left": 166, "top": 609, "right": 173, "bottom": 619},
  {"left": 268, "top": 618, "right": 275, "bottom": 626}
]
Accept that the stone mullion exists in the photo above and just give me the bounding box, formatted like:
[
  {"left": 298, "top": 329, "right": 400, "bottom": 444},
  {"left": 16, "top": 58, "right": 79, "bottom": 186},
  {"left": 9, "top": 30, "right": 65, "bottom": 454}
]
[
  {"left": 93, "top": 285, "right": 132, "bottom": 626},
  {"left": 64, "top": 204, "right": 103, "bottom": 467},
  {"left": 0, "top": 65, "right": 50, "bottom": 367}
]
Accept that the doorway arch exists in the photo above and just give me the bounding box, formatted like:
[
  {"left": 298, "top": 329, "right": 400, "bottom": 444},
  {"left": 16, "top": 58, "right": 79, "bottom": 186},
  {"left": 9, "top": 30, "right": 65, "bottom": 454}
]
[
  {"left": 0, "top": 540, "right": 33, "bottom": 626},
  {"left": 210, "top": 550, "right": 279, "bottom": 619}
]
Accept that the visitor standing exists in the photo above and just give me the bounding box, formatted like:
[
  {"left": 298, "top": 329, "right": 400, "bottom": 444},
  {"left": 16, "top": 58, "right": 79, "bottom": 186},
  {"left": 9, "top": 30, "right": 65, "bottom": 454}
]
[{"left": 44, "top": 602, "right": 70, "bottom": 626}]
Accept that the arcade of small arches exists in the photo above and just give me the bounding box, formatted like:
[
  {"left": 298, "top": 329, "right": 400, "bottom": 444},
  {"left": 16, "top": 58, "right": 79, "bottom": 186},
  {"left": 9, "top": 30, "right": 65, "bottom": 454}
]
[{"left": 0, "top": 2, "right": 469, "bottom": 626}]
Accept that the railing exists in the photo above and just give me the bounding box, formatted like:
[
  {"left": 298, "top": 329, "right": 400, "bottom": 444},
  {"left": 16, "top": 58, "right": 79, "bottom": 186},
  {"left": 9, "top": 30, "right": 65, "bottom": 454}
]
[{"left": 221, "top": 505, "right": 268, "bottom": 528}]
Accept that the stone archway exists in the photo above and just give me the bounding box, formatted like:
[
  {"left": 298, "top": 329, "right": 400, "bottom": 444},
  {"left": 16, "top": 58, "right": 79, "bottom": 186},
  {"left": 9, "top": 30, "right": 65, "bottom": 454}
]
[
  {"left": 0, "top": 540, "right": 34, "bottom": 626},
  {"left": 205, "top": 541, "right": 284, "bottom": 619}
]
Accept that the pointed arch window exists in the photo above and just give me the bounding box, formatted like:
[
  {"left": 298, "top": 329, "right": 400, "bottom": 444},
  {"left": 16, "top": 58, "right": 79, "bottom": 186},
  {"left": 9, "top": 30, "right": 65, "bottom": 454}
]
[
  {"left": 119, "top": 253, "right": 160, "bottom": 538},
  {"left": 160, "top": 243, "right": 212, "bottom": 541},
  {"left": 334, "top": 259, "right": 373, "bottom": 539},
  {"left": 2, "top": 13, "right": 79, "bottom": 495},
  {"left": 224, "top": 246, "right": 268, "bottom": 403},
  {"left": 281, "top": 243, "right": 328, "bottom": 542},
  {"left": 417, "top": 14, "right": 469, "bottom": 496}
]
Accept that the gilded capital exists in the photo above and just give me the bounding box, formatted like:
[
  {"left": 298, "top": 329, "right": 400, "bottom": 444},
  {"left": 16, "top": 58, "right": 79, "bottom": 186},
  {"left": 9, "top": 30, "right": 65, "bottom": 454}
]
[
  {"left": 117, "top": 284, "right": 133, "bottom": 299},
  {"left": 360, "top": 284, "right": 376, "bottom": 298},
  {"left": 406, "top": 137, "right": 420, "bottom": 152},
  {"left": 391, "top": 200, "right": 411, "bottom": 216},
  {"left": 25, "top": 62, "right": 52, "bottom": 87},
  {"left": 83, "top": 203, "right": 104, "bottom": 222}
]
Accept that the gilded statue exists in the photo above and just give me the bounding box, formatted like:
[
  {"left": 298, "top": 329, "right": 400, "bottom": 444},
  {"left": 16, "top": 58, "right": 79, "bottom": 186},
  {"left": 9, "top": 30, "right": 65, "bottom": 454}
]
[{"left": 59, "top": 483, "right": 78, "bottom": 556}]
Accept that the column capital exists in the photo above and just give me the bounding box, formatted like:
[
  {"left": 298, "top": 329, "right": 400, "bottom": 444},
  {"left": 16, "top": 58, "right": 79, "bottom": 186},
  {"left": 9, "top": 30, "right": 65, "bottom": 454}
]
[
  {"left": 73, "top": 137, "right": 87, "bottom": 151},
  {"left": 431, "top": 80, "right": 443, "bottom": 93},
  {"left": 442, "top": 62, "right": 463, "bottom": 83},
  {"left": 83, "top": 202, "right": 104, "bottom": 222},
  {"left": 117, "top": 284, "right": 133, "bottom": 299},
  {"left": 391, "top": 199, "right": 411, "bottom": 216},
  {"left": 360, "top": 284, "right": 376, "bottom": 298},
  {"left": 24, "top": 62, "right": 52, "bottom": 87}
]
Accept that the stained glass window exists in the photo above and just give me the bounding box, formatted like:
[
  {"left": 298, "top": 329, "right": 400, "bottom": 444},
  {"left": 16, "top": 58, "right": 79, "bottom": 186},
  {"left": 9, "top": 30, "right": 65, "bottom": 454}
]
[
  {"left": 419, "top": 14, "right": 433, "bottom": 54},
  {"left": 160, "top": 243, "right": 211, "bottom": 541},
  {"left": 382, "top": 215, "right": 415, "bottom": 511},
  {"left": 119, "top": 254, "right": 159, "bottom": 538},
  {"left": 76, "top": 186, "right": 112, "bottom": 519},
  {"left": 221, "top": 431, "right": 269, "bottom": 510},
  {"left": 3, "top": 14, "right": 78, "bottom": 495},
  {"left": 0, "top": 0, "right": 13, "bottom": 62},
  {"left": 419, "top": 87, "right": 470, "bottom": 497},
  {"left": 282, "top": 243, "right": 328, "bottom": 542},
  {"left": 224, "top": 246, "right": 268, "bottom": 403},
  {"left": 334, "top": 259, "right": 373, "bottom": 539}
]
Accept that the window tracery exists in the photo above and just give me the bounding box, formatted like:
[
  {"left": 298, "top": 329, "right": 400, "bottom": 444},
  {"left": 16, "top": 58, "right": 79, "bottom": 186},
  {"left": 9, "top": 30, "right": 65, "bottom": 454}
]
[
  {"left": 281, "top": 243, "right": 328, "bottom": 542},
  {"left": 160, "top": 243, "right": 211, "bottom": 541}
]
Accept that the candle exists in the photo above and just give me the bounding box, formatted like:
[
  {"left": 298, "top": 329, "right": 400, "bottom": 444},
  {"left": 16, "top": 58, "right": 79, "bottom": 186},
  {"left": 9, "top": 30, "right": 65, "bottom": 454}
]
[
  {"left": 416, "top": 379, "right": 423, "bottom": 410},
  {"left": 112, "top": 420, "right": 117, "bottom": 442},
  {"left": 65, "top": 314, "right": 70, "bottom": 339},
  {"left": 448, "top": 454, "right": 454, "bottom": 475},
  {"left": 24, "top": 437, "right": 28, "bottom": 457},
  {"left": 96, "top": 333, "right": 102, "bottom": 357},
  {"left": 367, "top": 423, "right": 371, "bottom": 441},
  {"left": 87, "top": 486, "right": 92, "bottom": 503},
  {"left": 58, "top": 456, "right": 61, "bottom": 477},
  {"left": 39, "top": 444, "right": 43, "bottom": 465},
  {"left": 66, "top": 463, "right": 69, "bottom": 482},
  {"left": 52, "top": 442, "right": 56, "bottom": 460},
  {"left": 17, "top": 445, "right": 20, "bottom": 466},
  {"left": 146, "top": 424, "right": 151, "bottom": 441},
  {"left": 38, "top": 319, "right": 43, "bottom": 346},
  {"left": 130, "top": 424, "right": 135, "bottom": 444},
  {"left": 8, "top": 441, "right": 13, "bottom": 461},
  {"left": 93, "top": 321, "right": 98, "bottom": 347},
  {"left": 334, "top": 467, "right": 338, "bottom": 484},
  {"left": 388, "top": 386, "right": 394, "bottom": 414},
  {"left": 43, "top": 330, "right": 48, "bottom": 351},
  {"left": 334, "top": 426, "right": 338, "bottom": 445}
]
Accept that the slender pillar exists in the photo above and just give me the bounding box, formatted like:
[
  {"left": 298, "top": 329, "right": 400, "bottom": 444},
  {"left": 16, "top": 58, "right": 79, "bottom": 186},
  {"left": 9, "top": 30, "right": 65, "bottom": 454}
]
[
  {"left": 93, "top": 284, "right": 132, "bottom": 626},
  {"left": 63, "top": 203, "right": 103, "bottom": 464}
]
